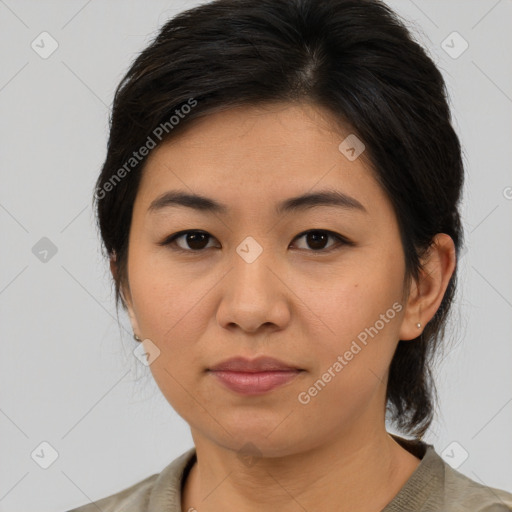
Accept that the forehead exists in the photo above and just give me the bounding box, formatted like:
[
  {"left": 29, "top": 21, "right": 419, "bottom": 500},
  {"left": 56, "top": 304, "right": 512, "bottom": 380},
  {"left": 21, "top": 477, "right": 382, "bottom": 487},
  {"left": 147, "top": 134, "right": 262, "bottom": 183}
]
[{"left": 136, "top": 102, "right": 389, "bottom": 219}]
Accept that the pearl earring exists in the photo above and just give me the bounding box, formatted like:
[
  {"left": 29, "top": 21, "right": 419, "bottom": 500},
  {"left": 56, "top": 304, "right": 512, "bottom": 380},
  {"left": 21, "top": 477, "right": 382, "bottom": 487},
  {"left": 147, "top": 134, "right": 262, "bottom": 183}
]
[{"left": 416, "top": 322, "right": 422, "bottom": 329}]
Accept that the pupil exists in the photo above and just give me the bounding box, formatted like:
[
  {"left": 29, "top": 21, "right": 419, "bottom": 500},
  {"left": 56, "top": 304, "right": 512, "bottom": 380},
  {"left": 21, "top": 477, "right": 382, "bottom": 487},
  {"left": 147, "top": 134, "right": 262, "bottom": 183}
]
[
  {"left": 185, "top": 232, "right": 329, "bottom": 251},
  {"left": 308, "top": 232, "right": 327, "bottom": 250},
  {"left": 188, "top": 232, "right": 208, "bottom": 250}
]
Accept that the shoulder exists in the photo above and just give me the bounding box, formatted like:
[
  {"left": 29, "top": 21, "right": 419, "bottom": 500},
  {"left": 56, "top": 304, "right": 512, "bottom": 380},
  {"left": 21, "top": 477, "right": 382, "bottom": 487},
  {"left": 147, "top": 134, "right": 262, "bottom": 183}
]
[
  {"left": 66, "top": 473, "right": 157, "bottom": 512},
  {"left": 386, "top": 436, "right": 512, "bottom": 512},
  {"left": 65, "top": 447, "right": 196, "bottom": 512},
  {"left": 442, "top": 460, "right": 512, "bottom": 511}
]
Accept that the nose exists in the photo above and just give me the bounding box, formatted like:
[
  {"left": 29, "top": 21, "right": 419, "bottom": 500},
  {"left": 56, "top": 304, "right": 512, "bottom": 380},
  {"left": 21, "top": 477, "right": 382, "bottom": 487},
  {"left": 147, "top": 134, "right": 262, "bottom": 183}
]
[{"left": 216, "top": 245, "right": 291, "bottom": 334}]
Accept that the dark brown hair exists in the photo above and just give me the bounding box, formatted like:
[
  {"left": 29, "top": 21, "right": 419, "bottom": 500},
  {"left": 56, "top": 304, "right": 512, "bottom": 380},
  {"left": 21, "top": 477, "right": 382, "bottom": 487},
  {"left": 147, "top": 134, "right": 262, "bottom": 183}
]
[{"left": 93, "top": 0, "right": 465, "bottom": 438}]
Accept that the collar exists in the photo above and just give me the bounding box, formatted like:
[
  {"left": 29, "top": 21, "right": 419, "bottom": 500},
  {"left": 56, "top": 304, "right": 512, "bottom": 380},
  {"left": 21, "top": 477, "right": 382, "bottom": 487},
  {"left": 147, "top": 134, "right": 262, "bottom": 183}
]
[{"left": 147, "top": 436, "right": 439, "bottom": 511}]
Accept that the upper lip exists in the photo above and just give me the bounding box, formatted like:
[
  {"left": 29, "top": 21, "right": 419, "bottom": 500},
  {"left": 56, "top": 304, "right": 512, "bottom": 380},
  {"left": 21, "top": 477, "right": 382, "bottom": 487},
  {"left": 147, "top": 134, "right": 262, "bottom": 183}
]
[{"left": 209, "top": 356, "right": 302, "bottom": 372}]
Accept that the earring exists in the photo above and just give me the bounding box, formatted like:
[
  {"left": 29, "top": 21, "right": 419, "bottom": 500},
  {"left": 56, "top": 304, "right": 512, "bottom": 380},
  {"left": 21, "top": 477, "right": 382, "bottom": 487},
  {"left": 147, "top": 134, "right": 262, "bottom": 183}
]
[
  {"left": 133, "top": 333, "right": 142, "bottom": 342},
  {"left": 416, "top": 322, "right": 422, "bottom": 329}
]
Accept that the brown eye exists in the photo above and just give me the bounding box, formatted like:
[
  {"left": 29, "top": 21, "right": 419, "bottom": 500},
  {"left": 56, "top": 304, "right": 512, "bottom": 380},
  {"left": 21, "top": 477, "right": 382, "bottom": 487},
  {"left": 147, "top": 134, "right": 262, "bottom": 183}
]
[
  {"left": 181, "top": 232, "right": 211, "bottom": 250},
  {"left": 292, "top": 230, "right": 349, "bottom": 252},
  {"left": 160, "top": 230, "right": 217, "bottom": 252},
  {"left": 160, "top": 229, "right": 352, "bottom": 254}
]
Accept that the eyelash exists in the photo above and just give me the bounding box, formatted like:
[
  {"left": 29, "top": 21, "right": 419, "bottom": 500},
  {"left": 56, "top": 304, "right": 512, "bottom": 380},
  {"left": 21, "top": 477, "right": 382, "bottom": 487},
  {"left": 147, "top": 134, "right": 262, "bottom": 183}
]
[{"left": 158, "top": 229, "right": 353, "bottom": 255}]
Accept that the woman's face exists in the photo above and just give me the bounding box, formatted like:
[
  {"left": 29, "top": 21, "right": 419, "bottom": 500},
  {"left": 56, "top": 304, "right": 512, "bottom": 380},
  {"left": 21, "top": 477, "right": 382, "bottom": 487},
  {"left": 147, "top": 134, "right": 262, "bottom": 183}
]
[{"left": 121, "top": 102, "right": 416, "bottom": 456}]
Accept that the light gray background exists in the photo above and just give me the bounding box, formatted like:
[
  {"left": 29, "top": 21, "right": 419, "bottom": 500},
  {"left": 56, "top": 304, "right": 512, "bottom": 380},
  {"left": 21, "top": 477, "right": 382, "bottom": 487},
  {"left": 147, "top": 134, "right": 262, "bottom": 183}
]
[{"left": 0, "top": 1, "right": 511, "bottom": 511}]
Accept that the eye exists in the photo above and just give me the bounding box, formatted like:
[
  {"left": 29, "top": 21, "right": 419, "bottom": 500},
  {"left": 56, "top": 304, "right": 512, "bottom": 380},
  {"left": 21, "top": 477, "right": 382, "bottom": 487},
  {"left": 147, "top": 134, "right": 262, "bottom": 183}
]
[
  {"left": 159, "top": 229, "right": 352, "bottom": 253},
  {"left": 160, "top": 230, "right": 217, "bottom": 252},
  {"left": 291, "top": 230, "right": 352, "bottom": 252}
]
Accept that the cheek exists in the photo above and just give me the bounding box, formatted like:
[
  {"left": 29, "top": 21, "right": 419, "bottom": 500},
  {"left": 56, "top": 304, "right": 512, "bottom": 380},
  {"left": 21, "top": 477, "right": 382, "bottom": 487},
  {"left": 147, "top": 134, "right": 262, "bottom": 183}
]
[
  {"left": 128, "top": 265, "right": 209, "bottom": 412},
  {"left": 129, "top": 249, "right": 205, "bottom": 336},
  {"left": 296, "top": 294, "right": 402, "bottom": 427},
  {"left": 315, "top": 262, "right": 403, "bottom": 339},
  {"left": 304, "top": 264, "right": 404, "bottom": 394}
]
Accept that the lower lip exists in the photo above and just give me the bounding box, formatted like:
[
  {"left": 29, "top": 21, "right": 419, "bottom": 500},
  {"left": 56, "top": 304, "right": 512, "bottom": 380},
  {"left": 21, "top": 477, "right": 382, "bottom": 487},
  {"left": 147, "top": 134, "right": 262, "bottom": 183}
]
[{"left": 208, "top": 370, "right": 302, "bottom": 395}]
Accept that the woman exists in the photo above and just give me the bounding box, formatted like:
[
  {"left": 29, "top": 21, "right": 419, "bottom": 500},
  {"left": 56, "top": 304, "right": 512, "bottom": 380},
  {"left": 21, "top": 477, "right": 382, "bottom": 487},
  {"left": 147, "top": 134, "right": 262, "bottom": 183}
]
[{"left": 68, "top": 0, "right": 512, "bottom": 510}]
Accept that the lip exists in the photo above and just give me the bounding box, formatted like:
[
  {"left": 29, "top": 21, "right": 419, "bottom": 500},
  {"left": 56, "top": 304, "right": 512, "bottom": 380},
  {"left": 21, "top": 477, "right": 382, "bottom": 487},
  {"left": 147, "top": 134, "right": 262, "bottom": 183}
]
[
  {"left": 210, "top": 370, "right": 301, "bottom": 395},
  {"left": 207, "top": 356, "right": 304, "bottom": 395},
  {"left": 209, "top": 356, "right": 301, "bottom": 372}
]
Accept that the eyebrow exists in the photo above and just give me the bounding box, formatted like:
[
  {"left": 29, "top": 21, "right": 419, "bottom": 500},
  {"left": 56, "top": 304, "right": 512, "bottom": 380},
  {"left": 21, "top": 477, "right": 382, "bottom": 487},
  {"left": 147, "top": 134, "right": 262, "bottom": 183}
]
[{"left": 147, "top": 189, "right": 367, "bottom": 216}]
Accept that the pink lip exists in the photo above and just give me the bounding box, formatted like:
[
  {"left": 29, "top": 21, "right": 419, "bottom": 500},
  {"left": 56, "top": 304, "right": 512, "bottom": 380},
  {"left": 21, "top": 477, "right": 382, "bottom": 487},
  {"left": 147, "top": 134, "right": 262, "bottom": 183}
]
[
  {"left": 209, "top": 370, "right": 302, "bottom": 395},
  {"left": 209, "top": 356, "right": 301, "bottom": 372},
  {"left": 208, "top": 356, "right": 304, "bottom": 395}
]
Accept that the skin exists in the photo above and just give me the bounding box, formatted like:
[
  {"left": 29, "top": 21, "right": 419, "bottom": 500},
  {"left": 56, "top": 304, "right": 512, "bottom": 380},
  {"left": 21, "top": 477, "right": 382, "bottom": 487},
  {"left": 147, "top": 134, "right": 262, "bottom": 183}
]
[{"left": 115, "top": 102, "right": 456, "bottom": 512}]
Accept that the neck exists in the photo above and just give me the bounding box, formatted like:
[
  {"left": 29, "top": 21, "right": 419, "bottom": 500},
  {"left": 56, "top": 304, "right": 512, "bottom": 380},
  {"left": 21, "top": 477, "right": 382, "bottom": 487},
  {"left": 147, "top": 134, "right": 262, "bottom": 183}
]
[{"left": 181, "top": 428, "right": 421, "bottom": 512}]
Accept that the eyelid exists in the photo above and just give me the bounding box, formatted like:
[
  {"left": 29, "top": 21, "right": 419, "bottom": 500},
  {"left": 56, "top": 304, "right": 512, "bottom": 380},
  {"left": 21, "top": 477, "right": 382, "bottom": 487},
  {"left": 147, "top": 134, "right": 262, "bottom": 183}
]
[
  {"left": 158, "top": 230, "right": 218, "bottom": 252},
  {"left": 290, "top": 230, "right": 354, "bottom": 253},
  {"left": 159, "top": 229, "right": 354, "bottom": 254}
]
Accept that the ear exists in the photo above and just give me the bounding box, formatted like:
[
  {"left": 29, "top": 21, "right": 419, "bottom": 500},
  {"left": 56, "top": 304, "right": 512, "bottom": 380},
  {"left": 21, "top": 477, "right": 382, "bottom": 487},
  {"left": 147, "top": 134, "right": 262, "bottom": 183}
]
[
  {"left": 399, "top": 233, "right": 456, "bottom": 341},
  {"left": 110, "top": 254, "right": 141, "bottom": 337}
]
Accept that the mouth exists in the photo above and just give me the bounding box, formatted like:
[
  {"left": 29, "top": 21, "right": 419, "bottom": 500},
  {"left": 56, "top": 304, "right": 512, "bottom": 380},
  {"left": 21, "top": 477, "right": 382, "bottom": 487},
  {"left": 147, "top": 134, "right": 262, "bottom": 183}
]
[
  {"left": 207, "top": 356, "right": 305, "bottom": 395},
  {"left": 208, "top": 369, "right": 303, "bottom": 395},
  {"left": 208, "top": 355, "right": 303, "bottom": 372}
]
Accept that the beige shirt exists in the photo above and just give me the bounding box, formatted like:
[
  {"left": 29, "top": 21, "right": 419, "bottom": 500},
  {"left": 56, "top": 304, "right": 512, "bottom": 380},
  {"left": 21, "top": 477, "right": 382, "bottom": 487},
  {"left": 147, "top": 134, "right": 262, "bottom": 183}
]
[{"left": 67, "top": 435, "right": 512, "bottom": 511}]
